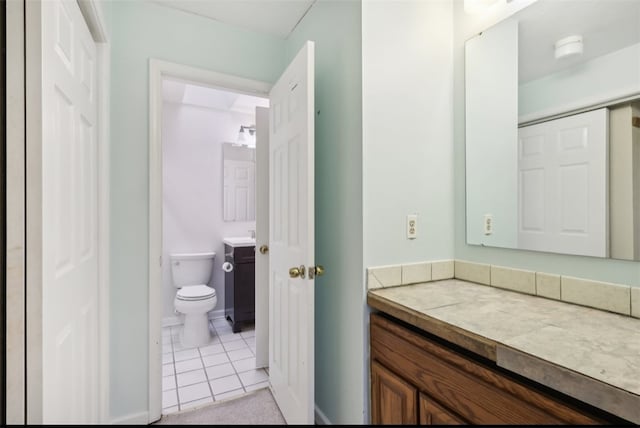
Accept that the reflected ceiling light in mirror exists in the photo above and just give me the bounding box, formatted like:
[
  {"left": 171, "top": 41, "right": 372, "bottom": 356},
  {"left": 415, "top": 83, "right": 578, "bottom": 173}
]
[
  {"left": 554, "top": 35, "right": 583, "bottom": 59},
  {"left": 464, "top": 0, "right": 500, "bottom": 14}
]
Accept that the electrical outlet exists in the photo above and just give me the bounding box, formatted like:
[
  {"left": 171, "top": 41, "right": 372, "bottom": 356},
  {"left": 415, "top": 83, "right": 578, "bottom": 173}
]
[
  {"left": 407, "top": 214, "right": 418, "bottom": 239},
  {"left": 484, "top": 214, "right": 493, "bottom": 235}
]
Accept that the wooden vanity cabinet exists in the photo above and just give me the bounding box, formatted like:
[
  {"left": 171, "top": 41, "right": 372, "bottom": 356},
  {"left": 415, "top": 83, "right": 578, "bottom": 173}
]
[
  {"left": 371, "top": 360, "right": 417, "bottom": 424},
  {"left": 419, "top": 393, "right": 467, "bottom": 425},
  {"left": 370, "top": 313, "right": 615, "bottom": 425}
]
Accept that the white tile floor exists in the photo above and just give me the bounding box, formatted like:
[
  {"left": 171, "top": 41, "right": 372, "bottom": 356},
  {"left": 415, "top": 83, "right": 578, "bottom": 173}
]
[{"left": 162, "top": 317, "right": 268, "bottom": 415}]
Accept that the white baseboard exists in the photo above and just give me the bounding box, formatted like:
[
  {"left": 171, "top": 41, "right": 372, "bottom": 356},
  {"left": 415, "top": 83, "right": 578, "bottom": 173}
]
[
  {"left": 111, "top": 411, "right": 149, "bottom": 425},
  {"left": 162, "top": 309, "right": 226, "bottom": 328},
  {"left": 315, "top": 404, "right": 332, "bottom": 425}
]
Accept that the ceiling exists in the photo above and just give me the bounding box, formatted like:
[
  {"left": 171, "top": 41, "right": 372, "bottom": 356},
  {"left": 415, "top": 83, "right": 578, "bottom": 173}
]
[
  {"left": 153, "top": 0, "right": 316, "bottom": 38},
  {"left": 518, "top": 0, "right": 640, "bottom": 83},
  {"left": 162, "top": 78, "right": 269, "bottom": 115}
]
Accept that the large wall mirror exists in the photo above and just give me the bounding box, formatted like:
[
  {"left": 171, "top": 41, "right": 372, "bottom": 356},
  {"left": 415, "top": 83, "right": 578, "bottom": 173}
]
[{"left": 465, "top": 0, "right": 640, "bottom": 261}]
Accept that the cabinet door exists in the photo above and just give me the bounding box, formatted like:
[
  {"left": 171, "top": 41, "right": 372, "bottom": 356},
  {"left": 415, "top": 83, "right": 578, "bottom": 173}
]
[
  {"left": 419, "top": 393, "right": 466, "bottom": 425},
  {"left": 371, "top": 360, "right": 417, "bottom": 425}
]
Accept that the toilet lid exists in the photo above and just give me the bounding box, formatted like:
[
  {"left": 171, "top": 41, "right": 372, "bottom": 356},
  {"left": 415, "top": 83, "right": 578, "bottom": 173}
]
[{"left": 176, "top": 285, "right": 216, "bottom": 301}]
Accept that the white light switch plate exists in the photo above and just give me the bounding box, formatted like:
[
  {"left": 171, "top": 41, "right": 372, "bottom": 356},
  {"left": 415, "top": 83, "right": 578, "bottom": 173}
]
[{"left": 407, "top": 214, "right": 418, "bottom": 239}]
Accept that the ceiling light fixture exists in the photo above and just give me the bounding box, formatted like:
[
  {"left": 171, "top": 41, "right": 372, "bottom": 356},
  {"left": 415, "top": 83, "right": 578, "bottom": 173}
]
[
  {"left": 236, "top": 125, "right": 256, "bottom": 147},
  {"left": 555, "top": 35, "right": 583, "bottom": 59}
]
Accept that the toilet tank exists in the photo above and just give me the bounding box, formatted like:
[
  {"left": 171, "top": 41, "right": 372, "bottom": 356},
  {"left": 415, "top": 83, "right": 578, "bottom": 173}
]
[{"left": 170, "top": 252, "right": 215, "bottom": 288}]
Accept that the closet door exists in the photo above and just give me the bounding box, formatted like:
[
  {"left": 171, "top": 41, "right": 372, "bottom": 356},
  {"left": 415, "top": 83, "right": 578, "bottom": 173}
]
[{"left": 518, "top": 109, "right": 608, "bottom": 257}]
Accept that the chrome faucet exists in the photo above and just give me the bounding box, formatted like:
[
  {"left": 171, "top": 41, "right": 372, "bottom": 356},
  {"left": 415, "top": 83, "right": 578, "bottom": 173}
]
[{"left": 249, "top": 229, "right": 256, "bottom": 239}]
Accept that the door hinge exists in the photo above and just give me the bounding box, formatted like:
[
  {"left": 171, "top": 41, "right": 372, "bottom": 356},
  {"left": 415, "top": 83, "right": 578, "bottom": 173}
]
[{"left": 160, "top": 255, "right": 162, "bottom": 266}]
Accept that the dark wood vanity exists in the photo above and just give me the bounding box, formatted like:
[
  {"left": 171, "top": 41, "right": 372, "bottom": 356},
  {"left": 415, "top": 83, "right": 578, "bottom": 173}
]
[
  {"left": 370, "top": 313, "right": 628, "bottom": 425},
  {"left": 224, "top": 243, "right": 255, "bottom": 333}
]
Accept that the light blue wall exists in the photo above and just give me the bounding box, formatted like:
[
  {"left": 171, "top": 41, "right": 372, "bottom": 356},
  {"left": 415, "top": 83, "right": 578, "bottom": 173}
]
[
  {"left": 109, "top": 1, "right": 284, "bottom": 420},
  {"left": 362, "top": 0, "right": 454, "bottom": 424},
  {"left": 453, "top": 0, "right": 640, "bottom": 286},
  {"left": 363, "top": 0, "right": 455, "bottom": 269},
  {"left": 284, "top": 0, "right": 364, "bottom": 423}
]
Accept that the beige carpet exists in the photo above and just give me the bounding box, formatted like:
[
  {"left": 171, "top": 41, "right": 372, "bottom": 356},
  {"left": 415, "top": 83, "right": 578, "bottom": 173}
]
[{"left": 154, "top": 387, "right": 285, "bottom": 425}]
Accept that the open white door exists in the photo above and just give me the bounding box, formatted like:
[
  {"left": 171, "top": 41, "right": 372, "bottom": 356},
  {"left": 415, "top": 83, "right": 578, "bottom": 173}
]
[
  {"left": 268, "top": 41, "right": 315, "bottom": 424},
  {"left": 255, "top": 106, "right": 270, "bottom": 368},
  {"left": 41, "top": 0, "right": 100, "bottom": 423}
]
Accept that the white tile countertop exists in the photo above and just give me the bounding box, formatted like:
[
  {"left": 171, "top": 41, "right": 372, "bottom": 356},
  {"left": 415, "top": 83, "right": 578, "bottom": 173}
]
[{"left": 368, "top": 279, "right": 640, "bottom": 424}]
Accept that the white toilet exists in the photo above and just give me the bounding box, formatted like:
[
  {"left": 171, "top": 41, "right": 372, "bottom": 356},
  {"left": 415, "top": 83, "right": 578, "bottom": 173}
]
[{"left": 171, "top": 252, "right": 217, "bottom": 347}]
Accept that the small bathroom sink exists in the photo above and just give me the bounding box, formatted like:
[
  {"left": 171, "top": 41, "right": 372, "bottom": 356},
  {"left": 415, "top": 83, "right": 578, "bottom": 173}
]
[{"left": 223, "top": 237, "right": 256, "bottom": 247}]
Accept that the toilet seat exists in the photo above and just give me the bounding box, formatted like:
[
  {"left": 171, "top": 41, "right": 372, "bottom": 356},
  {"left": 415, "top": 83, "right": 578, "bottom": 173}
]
[{"left": 176, "top": 284, "right": 216, "bottom": 301}]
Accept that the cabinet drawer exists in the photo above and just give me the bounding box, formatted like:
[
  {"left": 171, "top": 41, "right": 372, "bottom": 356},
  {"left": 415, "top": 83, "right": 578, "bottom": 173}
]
[{"left": 370, "top": 314, "right": 607, "bottom": 425}]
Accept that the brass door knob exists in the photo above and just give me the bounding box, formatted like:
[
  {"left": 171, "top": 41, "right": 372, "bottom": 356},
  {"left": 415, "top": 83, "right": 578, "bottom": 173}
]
[
  {"left": 289, "top": 265, "right": 306, "bottom": 279},
  {"left": 309, "top": 265, "right": 325, "bottom": 279},
  {"left": 259, "top": 245, "right": 269, "bottom": 254}
]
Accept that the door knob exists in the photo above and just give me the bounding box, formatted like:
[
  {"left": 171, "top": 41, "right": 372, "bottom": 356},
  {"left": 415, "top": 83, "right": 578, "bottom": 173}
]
[
  {"left": 308, "top": 265, "right": 325, "bottom": 279},
  {"left": 289, "top": 265, "right": 306, "bottom": 279},
  {"left": 259, "top": 245, "right": 269, "bottom": 254}
]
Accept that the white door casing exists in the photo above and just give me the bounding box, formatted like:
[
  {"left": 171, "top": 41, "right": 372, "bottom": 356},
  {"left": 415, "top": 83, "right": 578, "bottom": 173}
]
[
  {"left": 268, "top": 40, "right": 315, "bottom": 425},
  {"left": 41, "top": 0, "right": 100, "bottom": 423},
  {"left": 518, "top": 108, "right": 609, "bottom": 257},
  {"left": 255, "top": 106, "right": 270, "bottom": 368},
  {"left": 148, "top": 59, "right": 272, "bottom": 422}
]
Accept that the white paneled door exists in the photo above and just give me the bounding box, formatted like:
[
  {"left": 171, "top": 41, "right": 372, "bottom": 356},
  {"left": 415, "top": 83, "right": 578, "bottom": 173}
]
[
  {"left": 268, "top": 41, "right": 315, "bottom": 424},
  {"left": 41, "top": 0, "right": 99, "bottom": 423},
  {"left": 518, "top": 108, "right": 608, "bottom": 257},
  {"left": 255, "top": 106, "right": 270, "bottom": 368}
]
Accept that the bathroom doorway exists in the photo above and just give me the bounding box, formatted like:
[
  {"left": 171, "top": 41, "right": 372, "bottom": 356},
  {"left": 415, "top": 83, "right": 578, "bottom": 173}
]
[{"left": 158, "top": 75, "right": 270, "bottom": 415}]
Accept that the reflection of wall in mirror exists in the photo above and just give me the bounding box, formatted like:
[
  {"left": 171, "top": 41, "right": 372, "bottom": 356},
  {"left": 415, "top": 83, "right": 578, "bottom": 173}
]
[
  {"left": 465, "top": 19, "right": 519, "bottom": 249},
  {"left": 519, "top": 43, "right": 640, "bottom": 122}
]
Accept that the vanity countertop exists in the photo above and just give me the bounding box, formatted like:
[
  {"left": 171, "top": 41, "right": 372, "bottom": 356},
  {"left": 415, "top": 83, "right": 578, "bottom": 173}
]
[
  {"left": 222, "top": 237, "right": 256, "bottom": 247},
  {"left": 368, "top": 280, "right": 640, "bottom": 423}
]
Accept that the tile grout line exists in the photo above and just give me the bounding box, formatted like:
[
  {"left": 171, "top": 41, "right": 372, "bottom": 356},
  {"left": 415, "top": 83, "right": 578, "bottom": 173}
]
[
  {"left": 171, "top": 326, "right": 180, "bottom": 411},
  {"left": 161, "top": 326, "right": 179, "bottom": 413},
  {"left": 200, "top": 320, "right": 217, "bottom": 404},
  {"left": 217, "top": 322, "right": 247, "bottom": 398},
  {"left": 177, "top": 321, "right": 222, "bottom": 410},
  {"left": 169, "top": 319, "right": 263, "bottom": 409}
]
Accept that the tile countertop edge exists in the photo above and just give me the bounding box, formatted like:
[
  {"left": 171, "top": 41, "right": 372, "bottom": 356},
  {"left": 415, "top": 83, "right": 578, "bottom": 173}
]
[
  {"left": 366, "top": 293, "right": 497, "bottom": 361},
  {"left": 367, "top": 288, "right": 640, "bottom": 425},
  {"left": 497, "top": 346, "right": 640, "bottom": 424}
]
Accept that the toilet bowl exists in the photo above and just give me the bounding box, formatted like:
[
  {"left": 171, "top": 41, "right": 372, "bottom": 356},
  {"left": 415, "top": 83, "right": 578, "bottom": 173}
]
[{"left": 170, "top": 252, "right": 217, "bottom": 347}]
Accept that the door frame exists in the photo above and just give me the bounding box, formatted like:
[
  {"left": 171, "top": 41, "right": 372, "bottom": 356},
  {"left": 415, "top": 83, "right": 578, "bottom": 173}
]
[
  {"left": 147, "top": 59, "right": 271, "bottom": 422},
  {"left": 17, "top": 0, "right": 111, "bottom": 423}
]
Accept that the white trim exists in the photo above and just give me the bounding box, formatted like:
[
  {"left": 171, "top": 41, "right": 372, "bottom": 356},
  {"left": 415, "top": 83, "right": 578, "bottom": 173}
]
[
  {"left": 161, "top": 309, "right": 225, "bottom": 328},
  {"left": 518, "top": 87, "right": 640, "bottom": 126},
  {"left": 110, "top": 411, "right": 150, "bottom": 425},
  {"left": 25, "top": 0, "right": 44, "bottom": 422},
  {"left": 96, "top": 41, "right": 111, "bottom": 424},
  {"left": 148, "top": 58, "right": 271, "bottom": 423},
  {"left": 6, "top": 1, "right": 26, "bottom": 424},
  {"left": 315, "top": 405, "right": 332, "bottom": 425},
  {"left": 77, "top": 0, "right": 109, "bottom": 43}
]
